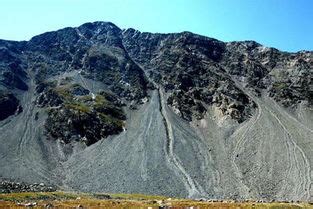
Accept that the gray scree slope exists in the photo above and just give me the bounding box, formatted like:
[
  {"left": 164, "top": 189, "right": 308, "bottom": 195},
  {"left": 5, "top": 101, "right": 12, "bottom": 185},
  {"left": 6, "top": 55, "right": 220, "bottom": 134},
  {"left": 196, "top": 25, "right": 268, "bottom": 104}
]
[{"left": 0, "top": 22, "right": 312, "bottom": 202}]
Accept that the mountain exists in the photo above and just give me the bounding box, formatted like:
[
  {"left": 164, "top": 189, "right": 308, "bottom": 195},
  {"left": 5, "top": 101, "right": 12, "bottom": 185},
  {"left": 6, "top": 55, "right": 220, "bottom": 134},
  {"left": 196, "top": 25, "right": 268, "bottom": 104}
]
[{"left": 0, "top": 21, "right": 312, "bottom": 202}]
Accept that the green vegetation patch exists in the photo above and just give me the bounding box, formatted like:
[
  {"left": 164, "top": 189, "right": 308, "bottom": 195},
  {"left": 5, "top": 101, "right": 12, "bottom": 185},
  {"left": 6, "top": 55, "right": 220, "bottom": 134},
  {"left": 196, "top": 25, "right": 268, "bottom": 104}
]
[
  {"left": 272, "top": 82, "right": 288, "bottom": 90},
  {"left": 0, "top": 192, "right": 311, "bottom": 208}
]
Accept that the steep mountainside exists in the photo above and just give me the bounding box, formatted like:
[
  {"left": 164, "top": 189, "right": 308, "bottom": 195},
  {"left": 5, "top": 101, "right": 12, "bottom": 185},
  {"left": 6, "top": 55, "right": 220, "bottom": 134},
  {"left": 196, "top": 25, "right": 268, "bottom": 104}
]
[{"left": 0, "top": 22, "right": 312, "bottom": 202}]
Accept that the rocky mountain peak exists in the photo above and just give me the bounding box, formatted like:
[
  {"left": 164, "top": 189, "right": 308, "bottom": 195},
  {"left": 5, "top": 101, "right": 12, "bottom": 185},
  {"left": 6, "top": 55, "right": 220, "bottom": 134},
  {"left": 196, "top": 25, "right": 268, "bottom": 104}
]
[{"left": 0, "top": 22, "right": 312, "bottom": 201}]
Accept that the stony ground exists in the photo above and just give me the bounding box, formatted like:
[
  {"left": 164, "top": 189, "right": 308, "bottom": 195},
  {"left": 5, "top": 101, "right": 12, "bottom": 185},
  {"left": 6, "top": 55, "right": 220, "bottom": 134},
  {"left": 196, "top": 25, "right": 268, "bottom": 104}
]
[{"left": 0, "top": 180, "right": 56, "bottom": 193}]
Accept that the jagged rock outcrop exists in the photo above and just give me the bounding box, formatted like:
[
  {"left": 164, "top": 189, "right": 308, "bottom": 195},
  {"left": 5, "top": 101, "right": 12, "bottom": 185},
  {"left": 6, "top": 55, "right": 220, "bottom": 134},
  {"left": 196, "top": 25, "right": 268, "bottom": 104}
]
[
  {"left": 122, "top": 31, "right": 312, "bottom": 121},
  {"left": 0, "top": 21, "right": 312, "bottom": 202},
  {"left": 35, "top": 80, "right": 125, "bottom": 145},
  {"left": 0, "top": 46, "right": 28, "bottom": 90},
  {"left": 122, "top": 31, "right": 255, "bottom": 121},
  {"left": 44, "top": 90, "right": 125, "bottom": 146}
]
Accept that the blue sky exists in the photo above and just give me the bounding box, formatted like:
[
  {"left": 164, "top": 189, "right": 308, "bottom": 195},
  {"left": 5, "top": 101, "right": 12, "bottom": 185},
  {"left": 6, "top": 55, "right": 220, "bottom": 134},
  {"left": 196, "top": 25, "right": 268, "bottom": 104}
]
[{"left": 0, "top": 0, "right": 312, "bottom": 52}]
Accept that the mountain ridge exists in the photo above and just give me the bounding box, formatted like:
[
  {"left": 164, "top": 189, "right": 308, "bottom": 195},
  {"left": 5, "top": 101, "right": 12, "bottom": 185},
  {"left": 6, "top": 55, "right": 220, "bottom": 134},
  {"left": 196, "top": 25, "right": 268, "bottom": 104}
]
[{"left": 3, "top": 21, "right": 311, "bottom": 53}]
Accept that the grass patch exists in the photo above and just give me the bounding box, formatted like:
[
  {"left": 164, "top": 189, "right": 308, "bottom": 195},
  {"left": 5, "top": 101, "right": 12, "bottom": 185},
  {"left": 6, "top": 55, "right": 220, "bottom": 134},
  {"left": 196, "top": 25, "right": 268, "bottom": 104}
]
[
  {"left": 65, "top": 102, "right": 91, "bottom": 113},
  {"left": 0, "top": 191, "right": 78, "bottom": 202},
  {"left": 0, "top": 192, "right": 311, "bottom": 208},
  {"left": 94, "top": 94, "right": 108, "bottom": 107},
  {"left": 273, "top": 82, "right": 288, "bottom": 89},
  {"left": 110, "top": 193, "right": 169, "bottom": 201},
  {"left": 54, "top": 86, "right": 73, "bottom": 101},
  {"left": 98, "top": 113, "right": 124, "bottom": 128}
]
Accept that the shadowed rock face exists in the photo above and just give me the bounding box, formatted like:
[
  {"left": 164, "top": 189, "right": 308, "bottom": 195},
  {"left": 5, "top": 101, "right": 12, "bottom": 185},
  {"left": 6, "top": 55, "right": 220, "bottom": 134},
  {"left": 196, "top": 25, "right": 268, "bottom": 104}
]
[
  {"left": 0, "top": 45, "right": 28, "bottom": 90},
  {"left": 0, "top": 91, "right": 20, "bottom": 120},
  {"left": 0, "top": 21, "right": 312, "bottom": 201}
]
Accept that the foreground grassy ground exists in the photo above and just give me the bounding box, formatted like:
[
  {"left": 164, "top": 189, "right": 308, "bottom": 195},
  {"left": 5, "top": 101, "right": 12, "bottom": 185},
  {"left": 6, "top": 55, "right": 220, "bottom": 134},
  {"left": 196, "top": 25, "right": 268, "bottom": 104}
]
[{"left": 0, "top": 191, "right": 312, "bottom": 208}]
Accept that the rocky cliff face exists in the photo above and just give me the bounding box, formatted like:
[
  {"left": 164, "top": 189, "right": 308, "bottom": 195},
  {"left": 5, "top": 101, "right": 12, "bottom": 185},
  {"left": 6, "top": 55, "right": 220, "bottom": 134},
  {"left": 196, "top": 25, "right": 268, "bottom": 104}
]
[
  {"left": 122, "top": 30, "right": 312, "bottom": 121},
  {"left": 0, "top": 22, "right": 312, "bottom": 201}
]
